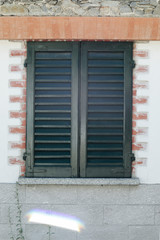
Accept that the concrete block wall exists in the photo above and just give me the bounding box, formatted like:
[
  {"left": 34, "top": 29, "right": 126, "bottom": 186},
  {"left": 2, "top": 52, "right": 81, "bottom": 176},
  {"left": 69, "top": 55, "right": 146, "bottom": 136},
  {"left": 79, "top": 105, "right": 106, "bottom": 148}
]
[{"left": 0, "top": 183, "right": 160, "bottom": 240}]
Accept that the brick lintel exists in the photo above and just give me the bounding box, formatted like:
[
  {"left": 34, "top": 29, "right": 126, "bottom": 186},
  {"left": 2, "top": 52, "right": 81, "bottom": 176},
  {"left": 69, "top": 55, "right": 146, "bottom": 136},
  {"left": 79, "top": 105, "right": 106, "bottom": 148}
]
[{"left": 0, "top": 17, "right": 160, "bottom": 40}]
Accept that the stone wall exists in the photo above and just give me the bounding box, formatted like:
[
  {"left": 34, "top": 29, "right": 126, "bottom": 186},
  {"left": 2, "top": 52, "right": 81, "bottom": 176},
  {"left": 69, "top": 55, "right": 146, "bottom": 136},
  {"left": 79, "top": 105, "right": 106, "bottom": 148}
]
[
  {"left": 0, "top": 0, "right": 160, "bottom": 17},
  {"left": 0, "top": 183, "right": 160, "bottom": 240}
]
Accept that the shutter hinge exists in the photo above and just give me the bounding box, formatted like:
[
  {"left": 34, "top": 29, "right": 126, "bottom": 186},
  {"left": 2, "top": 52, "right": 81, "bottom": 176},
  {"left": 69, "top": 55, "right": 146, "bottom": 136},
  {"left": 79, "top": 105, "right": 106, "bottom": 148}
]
[
  {"left": 131, "top": 60, "right": 136, "bottom": 69},
  {"left": 23, "top": 152, "right": 27, "bottom": 161},
  {"left": 24, "top": 59, "right": 27, "bottom": 68},
  {"left": 129, "top": 153, "right": 135, "bottom": 162}
]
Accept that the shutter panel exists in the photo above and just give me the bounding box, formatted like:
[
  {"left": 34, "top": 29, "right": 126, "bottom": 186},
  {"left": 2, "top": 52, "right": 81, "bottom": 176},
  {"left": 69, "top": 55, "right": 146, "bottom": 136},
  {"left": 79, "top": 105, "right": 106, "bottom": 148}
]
[
  {"left": 80, "top": 42, "right": 133, "bottom": 178},
  {"left": 26, "top": 42, "right": 79, "bottom": 177}
]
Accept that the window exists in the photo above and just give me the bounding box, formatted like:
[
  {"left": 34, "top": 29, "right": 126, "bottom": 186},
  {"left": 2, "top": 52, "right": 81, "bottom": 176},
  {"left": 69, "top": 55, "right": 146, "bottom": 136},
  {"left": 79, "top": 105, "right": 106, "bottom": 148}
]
[{"left": 25, "top": 41, "right": 133, "bottom": 178}]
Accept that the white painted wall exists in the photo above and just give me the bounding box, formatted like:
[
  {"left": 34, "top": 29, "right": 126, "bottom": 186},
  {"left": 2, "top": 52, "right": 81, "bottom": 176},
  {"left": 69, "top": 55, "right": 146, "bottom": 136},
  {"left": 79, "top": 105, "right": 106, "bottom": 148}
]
[
  {"left": 134, "top": 41, "right": 160, "bottom": 183},
  {"left": 0, "top": 40, "right": 160, "bottom": 183},
  {"left": 0, "top": 41, "right": 20, "bottom": 183},
  {"left": 145, "top": 42, "right": 160, "bottom": 183}
]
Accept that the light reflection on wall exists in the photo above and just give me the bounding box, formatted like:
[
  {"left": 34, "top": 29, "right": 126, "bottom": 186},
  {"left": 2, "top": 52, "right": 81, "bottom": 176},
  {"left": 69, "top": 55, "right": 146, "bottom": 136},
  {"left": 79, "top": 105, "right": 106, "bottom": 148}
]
[{"left": 26, "top": 209, "right": 85, "bottom": 232}]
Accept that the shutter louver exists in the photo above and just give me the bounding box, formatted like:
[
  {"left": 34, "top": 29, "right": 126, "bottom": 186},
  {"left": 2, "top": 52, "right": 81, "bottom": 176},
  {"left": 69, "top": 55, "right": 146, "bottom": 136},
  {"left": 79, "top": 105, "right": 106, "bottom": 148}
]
[
  {"left": 80, "top": 42, "right": 133, "bottom": 178},
  {"left": 26, "top": 42, "right": 79, "bottom": 177},
  {"left": 26, "top": 42, "right": 132, "bottom": 178},
  {"left": 34, "top": 51, "right": 72, "bottom": 166},
  {"left": 87, "top": 51, "right": 124, "bottom": 167}
]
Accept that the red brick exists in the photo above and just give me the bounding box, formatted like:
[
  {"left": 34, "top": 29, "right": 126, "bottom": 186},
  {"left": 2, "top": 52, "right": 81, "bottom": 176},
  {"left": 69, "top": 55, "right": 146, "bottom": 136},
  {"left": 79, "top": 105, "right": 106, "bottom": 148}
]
[
  {"left": 133, "top": 113, "right": 148, "bottom": 120},
  {"left": 133, "top": 50, "right": 148, "bottom": 58},
  {"left": 21, "top": 119, "right": 26, "bottom": 127},
  {"left": 10, "top": 65, "right": 22, "bottom": 72},
  {"left": 132, "top": 105, "right": 137, "bottom": 112},
  {"left": 10, "top": 127, "right": 26, "bottom": 134},
  {"left": 135, "top": 65, "right": 148, "bottom": 73},
  {"left": 132, "top": 121, "right": 136, "bottom": 128},
  {"left": 22, "top": 73, "right": 26, "bottom": 81},
  {"left": 132, "top": 136, "right": 136, "bottom": 143},
  {"left": 10, "top": 111, "right": 26, "bottom": 118},
  {"left": 21, "top": 104, "right": 26, "bottom": 111},
  {"left": 132, "top": 128, "right": 147, "bottom": 136},
  {"left": 133, "top": 97, "right": 148, "bottom": 104},
  {"left": 21, "top": 165, "right": 26, "bottom": 175},
  {"left": 10, "top": 96, "right": 26, "bottom": 103},
  {"left": 10, "top": 142, "right": 26, "bottom": 149},
  {"left": 10, "top": 81, "right": 26, "bottom": 88},
  {"left": 133, "top": 74, "right": 136, "bottom": 81},
  {"left": 133, "top": 83, "right": 148, "bottom": 89},
  {"left": 9, "top": 157, "right": 25, "bottom": 165},
  {"left": 10, "top": 50, "right": 27, "bottom": 57},
  {"left": 132, "top": 143, "right": 144, "bottom": 151},
  {"left": 132, "top": 160, "right": 143, "bottom": 166},
  {"left": 133, "top": 89, "right": 137, "bottom": 96},
  {"left": 21, "top": 134, "right": 26, "bottom": 142}
]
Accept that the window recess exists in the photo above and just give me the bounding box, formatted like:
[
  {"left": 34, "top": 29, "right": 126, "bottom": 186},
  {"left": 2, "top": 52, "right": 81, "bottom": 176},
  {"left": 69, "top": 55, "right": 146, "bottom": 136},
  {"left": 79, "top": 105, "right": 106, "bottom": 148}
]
[{"left": 25, "top": 41, "right": 134, "bottom": 178}]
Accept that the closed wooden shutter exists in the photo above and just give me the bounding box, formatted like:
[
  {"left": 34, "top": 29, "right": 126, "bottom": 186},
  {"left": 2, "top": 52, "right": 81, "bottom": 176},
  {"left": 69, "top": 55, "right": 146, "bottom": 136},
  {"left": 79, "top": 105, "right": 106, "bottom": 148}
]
[
  {"left": 80, "top": 42, "right": 133, "bottom": 177},
  {"left": 26, "top": 42, "right": 79, "bottom": 177},
  {"left": 26, "top": 41, "right": 133, "bottom": 178}
]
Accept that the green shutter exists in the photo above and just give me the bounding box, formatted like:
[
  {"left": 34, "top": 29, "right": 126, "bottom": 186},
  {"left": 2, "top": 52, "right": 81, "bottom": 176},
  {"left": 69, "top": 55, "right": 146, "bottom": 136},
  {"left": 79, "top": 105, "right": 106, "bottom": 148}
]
[
  {"left": 80, "top": 42, "right": 133, "bottom": 177},
  {"left": 26, "top": 41, "right": 133, "bottom": 178},
  {"left": 26, "top": 42, "right": 79, "bottom": 177}
]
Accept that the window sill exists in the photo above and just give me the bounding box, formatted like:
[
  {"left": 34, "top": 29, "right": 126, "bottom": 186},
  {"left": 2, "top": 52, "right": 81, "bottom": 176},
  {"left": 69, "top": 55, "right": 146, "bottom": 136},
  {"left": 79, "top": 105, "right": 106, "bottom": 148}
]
[{"left": 18, "top": 177, "right": 140, "bottom": 186}]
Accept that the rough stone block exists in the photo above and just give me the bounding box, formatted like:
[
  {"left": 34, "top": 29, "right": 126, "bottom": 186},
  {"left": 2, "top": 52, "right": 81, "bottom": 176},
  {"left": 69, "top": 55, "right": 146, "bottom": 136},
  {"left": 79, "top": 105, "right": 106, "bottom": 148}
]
[
  {"left": 25, "top": 224, "right": 76, "bottom": 240},
  {"left": 0, "top": 4, "right": 28, "bottom": 15},
  {"left": 155, "top": 205, "right": 160, "bottom": 225},
  {"left": 104, "top": 205, "right": 154, "bottom": 225},
  {"left": 0, "top": 184, "right": 25, "bottom": 204},
  {"left": 120, "top": 4, "right": 132, "bottom": 13},
  {"left": 23, "top": 203, "right": 103, "bottom": 226},
  {"left": 0, "top": 224, "right": 25, "bottom": 240},
  {"left": 153, "top": 4, "right": 160, "bottom": 15},
  {"left": 77, "top": 185, "right": 129, "bottom": 204},
  {"left": 129, "top": 226, "right": 159, "bottom": 240},
  {"left": 77, "top": 225, "right": 128, "bottom": 240},
  {"left": 129, "top": 185, "right": 160, "bottom": 204},
  {"left": 25, "top": 185, "right": 77, "bottom": 204},
  {"left": 150, "top": 0, "right": 158, "bottom": 6},
  {"left": 101, "top": 1, "right": 119, "bottom": 7}
]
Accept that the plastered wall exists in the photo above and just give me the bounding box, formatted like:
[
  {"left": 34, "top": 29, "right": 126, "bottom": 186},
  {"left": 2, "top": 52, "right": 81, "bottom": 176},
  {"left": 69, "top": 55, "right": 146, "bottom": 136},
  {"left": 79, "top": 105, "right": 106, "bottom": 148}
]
[{"left": 0, "top": 40, "right": 160, "bottom": 183}]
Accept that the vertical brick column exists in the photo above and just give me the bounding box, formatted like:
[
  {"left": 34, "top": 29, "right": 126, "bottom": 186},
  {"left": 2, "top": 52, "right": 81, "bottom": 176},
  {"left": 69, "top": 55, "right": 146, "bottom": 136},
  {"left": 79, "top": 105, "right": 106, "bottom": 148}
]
[
  {"left": 132, "top": 42, "right": 149, "bottom": 176},
  {"left": 8, "top": 42, "right": 27, "bottom": 176}
]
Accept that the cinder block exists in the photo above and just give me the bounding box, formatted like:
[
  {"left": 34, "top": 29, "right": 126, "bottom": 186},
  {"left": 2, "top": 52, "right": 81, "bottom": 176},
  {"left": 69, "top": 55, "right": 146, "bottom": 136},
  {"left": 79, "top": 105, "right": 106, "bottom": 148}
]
[
  {"left": 77, "top": 225, "right": 128, "bottom": 240},
  {"left": 155, "top": 205, "right": 160, "bottom": 225},
  {"left": 104, "top": 205, "right": 154, "bottom": 225},
  {"left": 129, "top": 185, "right": 160, "bottom": 204},
  {"left": 23, "top": 203, "right": 103, "bottom": 226},
  {"left": 25, "top": 185, "right": 77, "bottom": 204},
  {"left": 0, "top": 223, "right": 25, "bottom": 240},
  {"left": 0, "top": 203, "right": 26, "bottom": 225},
  {"left": 0, "top": 184, "right": 25, "bottom": 204},
  {"left": 25, "top": 224, "right": 76, "bottom": 240},
  {"left": 77, "top": 185, "right": 129, "bottom": 204},
  {"left": 129, "top": 226, "right": 159, "bottom": 240}
]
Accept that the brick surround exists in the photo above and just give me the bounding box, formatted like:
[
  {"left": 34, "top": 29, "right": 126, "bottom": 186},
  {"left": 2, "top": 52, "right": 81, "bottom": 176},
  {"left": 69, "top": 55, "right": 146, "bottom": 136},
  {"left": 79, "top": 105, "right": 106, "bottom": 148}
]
[
  {"left": 7, "top": 41, "right": 149, "bottom": 177},
  {"left": 132, "top": 43, "right": 149, "bottom": 176},
  {"left": 8, "top": 42, "right": 27, "bottom": 176}
]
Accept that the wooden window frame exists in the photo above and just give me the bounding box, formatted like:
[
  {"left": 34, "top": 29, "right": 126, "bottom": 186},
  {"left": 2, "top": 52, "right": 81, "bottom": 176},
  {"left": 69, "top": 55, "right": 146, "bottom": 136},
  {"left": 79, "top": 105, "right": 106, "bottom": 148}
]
[{"left": 25, "top": 41, "right": 133, "bottom": 178}]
